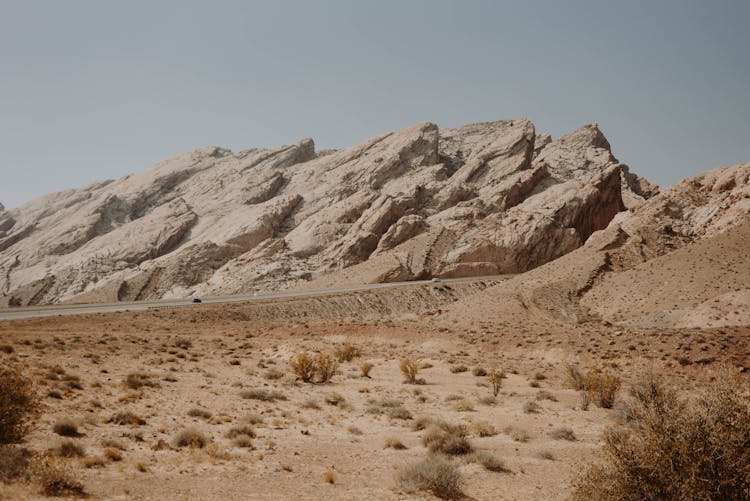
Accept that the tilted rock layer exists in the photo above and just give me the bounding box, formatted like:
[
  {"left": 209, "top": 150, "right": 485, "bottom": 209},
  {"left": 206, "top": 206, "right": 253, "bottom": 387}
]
[{"left": 0, "top": 119, "right": 655, "bottom": 306}]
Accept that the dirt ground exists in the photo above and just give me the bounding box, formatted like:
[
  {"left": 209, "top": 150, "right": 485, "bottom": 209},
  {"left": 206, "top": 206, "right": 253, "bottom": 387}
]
[{"left": 1, "top": 292, "right": 748, "bottom": 500}]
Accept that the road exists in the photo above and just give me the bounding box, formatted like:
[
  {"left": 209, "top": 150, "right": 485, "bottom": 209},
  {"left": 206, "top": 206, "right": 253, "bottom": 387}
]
[{"left": 0, "top": 275, "right": 511, "bottom": 321}]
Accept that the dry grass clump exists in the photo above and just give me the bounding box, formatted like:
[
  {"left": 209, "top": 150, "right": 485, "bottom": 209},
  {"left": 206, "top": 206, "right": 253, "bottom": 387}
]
[
  {"left": 324, "top": 392, "right": 346, "bottom": 407},
  {"left": 57, "top": 440, "right": 85, "bottom": 458},
  {"left": 523, "top": 401, "right": 542, "bottom": 414},
  {"left": 124, "top": 372, "right": 160, "bottom": 390},
  {"left": 465, "top": 450, "right": 508, "bottom": 472},
  {"left": 387, "top": 406, "right": 413, "bottom": 420},
  {"left": 449, "top": 365, "right": 468, "bottom": 374},
  {"left": 359, "top": 362, "right": 374, "bottom": 378},
  {"left": 573, "top": 369, "right": 750, "bottom": 501},
  {"left": 0, "top": 366, "right": 39, "bottom": 445},
  {"left": 173, "top": 428, "right": 209, "bottom": 448},
  {"left": 399, "top": 357, "right": 424, "bottom": 384},
  {"left": 289, "top": 352, "right": 339, "bottom": 383},
  {"left": 384, "top": 437, "right": 407, "bottom": 449},
  {"left": 487, "top": 368, "right": 505, "bottom": 396},
  {"left": 548, "top": 426, "right": 577, "bottom": 441},
  {"left": 240, "top": 389, "right": 287, "bottom": 402},
  {"left": 0, "top": 445, "right": 32, "bottom": 482},
  {"left": 333, "top": 342, "right": 361, "bottom": 362},
  {"left": 187, "top": 407, "right": 212, "bottom": 419},
  {"left": 398, "top": 454, "right": 463, "bottom": 500},
  {"left": 104, "top": 447, "right": 123, "bottom": 462},
  {"left": 52, "top": 419, "right": 80, "bottom": 437},
  {"left": 30, "top": 455, "right": 86, "bottom": 497},
  {"left": 565, "top": 364, "right": 621, "bottom": 409},
  {"left": 226, "top": 424, "right": 256, "bottom": 439},
  {"left": 504, "top": 426, "right": 531, "bottom": 443},
  {"left": 471, "top": 367, "right": 487, "bottom": 377},
  {"left": 468, "top": 421, "right": 497, "bottom": 437},
  {"left": 108, "top": 411, "right": 146, "bottom": 426},
  {"left": 422, "top": 423, "right": 473, "bottom": 456},
  {"left": 452, "top": 399, "right": 475, "bottom": 412}
]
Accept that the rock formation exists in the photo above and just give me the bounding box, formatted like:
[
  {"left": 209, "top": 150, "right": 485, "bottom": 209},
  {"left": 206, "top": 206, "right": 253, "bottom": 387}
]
[{"left": 0, "top": 119, "right": 656, "bottom": 306}]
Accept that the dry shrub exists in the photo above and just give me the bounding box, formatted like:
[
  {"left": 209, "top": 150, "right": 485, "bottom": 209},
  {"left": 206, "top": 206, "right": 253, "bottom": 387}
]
[
  {"left": 466, "top": 450, "right": 508, "bottom": 472},
  {"left": 324, "top": 392, "right": 346, "bottom": 407},
  {"left": 573, "top": 369, "right": 750, "bottom": 501},
  {"left": 226, "top": 425, "right": 256, "bottom": 439},
  {"left": 30, "top": 455, "right": 86, "bottom": 497},
  {"left": 124, "top": 372, "right": 159, "bottom": 390},
  {"left": 333, "top": 343, "right": 361, "bottom": 362},
  {"left": 240, "top": 389, "right": 286, "bottom": 402},
  {"left": 52, "top": 420, "right": 79, "bottom": 437},
  {"left": 564, "top": 362, "right": 586, "bottom": 390},
  {"left": 0, "top": 445, "right": 32, "bottom": 482},
  {"left": 449, "top": 365, "right": 468, "bottom": 374},
  {"left": 359, "top": 362, "right": 374, "bottom": 378},
  {"left": 398, "top": 454, "right": 463, "bottom": 500},
  {"left": 314, "top": 353, "right": 338, "bottom": 383},
  {"left": 290, "top": 353, "right": 315, "bottom": 382},
  {"left": 57, "top": 440, "right": 85, "bottom": 458},
  {"left": 468, "top": 421, "right": 497, "bottom": 437},
  {"left": 487, "top": 369, "right": 505, "bottom": 397},
  {"left": 290, "top": 352, "right": 339, "bottom": 383},
  {"left": 422, "top": 423, "right": 473, "bottom": 456},
  {"left": 399, "top": 358, "right": 420, "bottom": 384},
  {"left": 548, "top": 427, "right": 576, "bottom": 441},
  {"left": 523, "top": 401, "right": 542, "bottom": 414},
  {"left": 187, "top": 407, "right": 212, "bottom": 419},
  {"left": 103, "top": 447, "right": 123, "bottom": 462},
  {"left": 108, "top": 411, "right": 146, "bottom": 426},
  {"left": 173, "top": 428, "right": 208, "bottom": 448},
  {"left": 0, "top": 366, "right": 39, "bottom": 445},
  {"left": 471, "top": 367, "right": 487, "bottom": 377},
  {"left": 584, "top": 369, "right": 621, "bottom": 409},
  {"left": 384, "top": 437, "right": 407, "bottom": 449}
]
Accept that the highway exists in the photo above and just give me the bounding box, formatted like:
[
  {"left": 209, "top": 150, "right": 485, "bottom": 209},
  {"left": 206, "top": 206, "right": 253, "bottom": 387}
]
[{"left": 0, "top": 275, "right": 510, "bottom": 321}]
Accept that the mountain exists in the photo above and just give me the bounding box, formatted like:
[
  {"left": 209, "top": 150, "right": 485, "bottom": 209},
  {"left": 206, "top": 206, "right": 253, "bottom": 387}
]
[
  {"left": 0, "top": 119, "right": 656, "bottom": 307},
  {"left": 441, "top": 162, "right": 750, "bottom": 330}
]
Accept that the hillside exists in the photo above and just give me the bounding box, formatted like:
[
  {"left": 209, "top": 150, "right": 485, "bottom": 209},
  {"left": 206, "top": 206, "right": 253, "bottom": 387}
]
[{"left": 0, "top": 120, "right": 654, "bottom": 306}]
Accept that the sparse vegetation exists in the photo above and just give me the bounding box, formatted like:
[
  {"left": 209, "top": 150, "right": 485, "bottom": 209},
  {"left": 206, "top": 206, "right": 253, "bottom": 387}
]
[
  {"left": 573, "top": 369, "right": 750, "bottom": 501},
  {"left": 290, "top": 352, "right": 339, "bottom": 383},
  {"left": 289, "top": 353, "right": 315, "bottom": 382},
  {"left": 466, "top": 450, "right": 508, "bottom": 472},
  {"left": 0, "top": 366, "right": 38, "bottom": 445},
  {"left": 384, "top": 437, "right": 407, "bottom": 449},
  {"left": 52, "top": 419, "right": 79, "bottom": 437},
  {"left": 359, "top": 362, "right": 374, "bottom": 378},
  {"left": 240, "top": 389, "right": 287, "bottom": 402},
  {"left": 31, "top": 455, "right": 86, "bottom": 497},
  {"left": 565, "top": 364, "right": 621, "bottom": 408},
  {"left": 187, "top": 407, "right": 212, "bottom": 419},
  {"left": 548, "top": 427, "right": 576, "bottom": 441},
  {"left": 398, "top": 454, "right": 463, "bottom": 500},
  {"left": 487, "top": 368, "right": 505, "bottom": 397},
  {"left": 124, "top": 372, "right": 159, "bottom": 390},
  {"left": 57, "top": 440, "right": 85, "bottom": 458},
  {"left": 333, "top": 342, "right": 361, "bottom": 362},
  {"left": 399, "top": 357, "right": 421, "bottom": 384},
  {"left": 422, "top": 423, "right": 473, "bottom": 455},
  {"left": 174, "top": 428, "right": 209, "bottom": 448}
]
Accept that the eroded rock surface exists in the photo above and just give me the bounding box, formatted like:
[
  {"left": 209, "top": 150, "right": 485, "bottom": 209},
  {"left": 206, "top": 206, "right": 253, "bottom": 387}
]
[{"left": 0, "top": 119, "right": 655, "bottom": 305}]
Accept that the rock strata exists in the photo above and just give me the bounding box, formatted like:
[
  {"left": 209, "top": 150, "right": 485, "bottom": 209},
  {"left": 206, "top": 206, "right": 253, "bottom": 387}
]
[{"left": 0, "top": 119, "right": 656, "bottom": 306}]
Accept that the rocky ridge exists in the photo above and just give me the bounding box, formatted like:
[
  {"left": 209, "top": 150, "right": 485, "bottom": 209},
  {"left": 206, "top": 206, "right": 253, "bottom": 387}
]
[{"left": 0, "top": 119, "right": 654, "bottom": 306}]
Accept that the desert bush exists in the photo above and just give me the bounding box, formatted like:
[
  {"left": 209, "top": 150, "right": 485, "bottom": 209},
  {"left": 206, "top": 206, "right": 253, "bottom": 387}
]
[
  {"left": 104, "top": 447, "right": 123, "bottom": 462},
  {"left": 57, "top": 440, "right": 85, "bottom": 458},
  {"left": 466, "top": 450, "right": 507, "bottom": 472},
  {"left": 564, "top": 362, "right": 586, "bottom": 390},
  {"left": 399, "top": 358, "right": 420, "bottom": 384},
  {"left": 359, "top": 362, "right": 374, "bottom": 378},
  {"left": 384, "top": 437, "right": 407, "bottom": 449},
  {"left": 468, "top": 421, "right": 497, "bottom": 437},
  {"left": 523, "top": 401, "right": 542, "bottom": 414},
  {"left": 398, "top": 454, "right": 463, "bottom": 500},
  {"left": 52, "top": 419, "right": 79, "bottom": 437},
  {"left": 333, "top": 343, "right": 361, "bottom": 362},
  {"left": 290, "top": 353, "right": 315, "bottom": 382},
  {"left": 471, "top": 367, "right": 487, "bottom": 377},
  {"left": 0, "top": 445, "right": 32, "bottom": 482},
  {"left": 584, "top": 369, "right": 621, "bottom": 409},
  {"left": 0, "top": 366, "right": 39, "bottom": 444},
  {"left": 487, "top": 369, "right": 505, "bottom": 397},
  {"left": 187, "top": 407, "right": 212, "bottom": 419},
  {"left": 449, "top": 365, "right": 468, "bottom": 374},
  {"left": 232, "top": 434, "right": 253, "bottom": 448},
  {"left": 226, "top": 424, "right": 256, "bottom": 439},
  {"left": 30, "top": 455, "right": 85, "bottom": 497},
  {"left": 453, "top": 399, "right": 475, "bottom": 412},
  {"left": 572, "top": 369, "right": 750, "bottom": 501},
  {"left": 324, "top": 392, "right": 346, "bottom": 407},
  {"left": 124, "top": 372, "right": 159, "bottom": 390},
  {"left": 422, "top": 423, "right": 473, "bottom": 455},
  {"left": 387, "top": 406, "right": 413, "bottom": 420},
  {"left": 314, "top": 353, "right": 338, "bottom": 383},
  {"left": 240, "top": 389, "right": 287, "bottom": 402},
  {"left": 505, "top": 426, "right": 531, "bottom": 443},
  {"left": 173, "top": 428, "right": 208, "bottom": 448},
  {"left": 108, "top": 411, "right": 146, "bottom": 426},
  {"left": 548, "top": 426, "right": 576, "bottom": 441},
  {"left": 264, "top": 368, "right": 284, "bottom": 380}
]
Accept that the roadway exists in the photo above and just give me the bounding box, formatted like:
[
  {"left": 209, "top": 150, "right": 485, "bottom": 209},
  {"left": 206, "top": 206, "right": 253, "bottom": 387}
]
[{"left": 0, "top": 275, "right": 510, "bottom": 321}]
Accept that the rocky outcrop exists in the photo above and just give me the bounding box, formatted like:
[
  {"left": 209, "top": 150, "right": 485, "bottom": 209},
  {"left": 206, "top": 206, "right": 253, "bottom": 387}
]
[{"left": 0, "top": 119, "right": 656, "bottom": 306}]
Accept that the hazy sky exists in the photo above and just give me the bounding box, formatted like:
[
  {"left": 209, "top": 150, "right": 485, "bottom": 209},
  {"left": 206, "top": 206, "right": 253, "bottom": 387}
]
[{"left": 1, "top": 0, "right": 748, "bottom": 209}]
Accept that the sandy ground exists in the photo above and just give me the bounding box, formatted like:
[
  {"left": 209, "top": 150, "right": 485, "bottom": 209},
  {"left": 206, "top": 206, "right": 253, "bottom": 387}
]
[{"left": 1, "top": 292, "right": 748, "bottom": 500}]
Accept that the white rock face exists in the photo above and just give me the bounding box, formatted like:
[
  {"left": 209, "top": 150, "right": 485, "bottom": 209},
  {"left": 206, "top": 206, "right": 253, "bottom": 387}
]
[{"left": 0, "top": 119, "right": 656, "bottom": 306}]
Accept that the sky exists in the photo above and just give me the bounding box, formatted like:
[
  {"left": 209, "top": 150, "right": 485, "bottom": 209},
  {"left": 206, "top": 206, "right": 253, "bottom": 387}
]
[{"left": 1, "top": 0, "right": 748, "bottom": 209}]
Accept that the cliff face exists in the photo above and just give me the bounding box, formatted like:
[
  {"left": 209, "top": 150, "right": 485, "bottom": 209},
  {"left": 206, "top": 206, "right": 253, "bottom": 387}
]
[{"left": 0, "top": 119, "right": 655, "bottom": 306}]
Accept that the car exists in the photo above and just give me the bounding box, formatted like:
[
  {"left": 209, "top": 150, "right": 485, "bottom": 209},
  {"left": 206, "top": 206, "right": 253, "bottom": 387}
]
[
  {"left": 431, "top": 277, "right": 442, "bottom": 283},
  {"left": 192, "top": 298, "right": 202, "bottom": 304}
]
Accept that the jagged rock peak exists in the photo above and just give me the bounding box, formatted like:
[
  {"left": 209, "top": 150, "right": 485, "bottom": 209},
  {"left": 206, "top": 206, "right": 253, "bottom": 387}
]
[{"left": 0, "top": 119, "right": 661, "bottom": 306}]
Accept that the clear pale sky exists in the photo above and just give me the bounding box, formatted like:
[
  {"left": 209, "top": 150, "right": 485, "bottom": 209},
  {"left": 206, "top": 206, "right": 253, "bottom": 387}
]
[{"left": 1, "top": 0, "right": 748, "bottom": 209}]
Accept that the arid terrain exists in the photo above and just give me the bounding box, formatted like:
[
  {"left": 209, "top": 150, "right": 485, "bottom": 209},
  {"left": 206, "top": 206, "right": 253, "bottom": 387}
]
[{"left": 1, "top": 123, "right": 748, "bottom": 500}]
